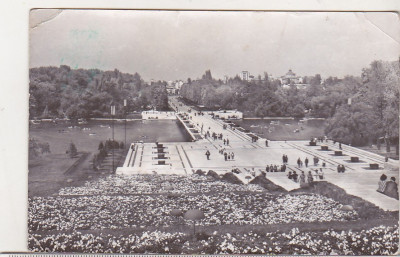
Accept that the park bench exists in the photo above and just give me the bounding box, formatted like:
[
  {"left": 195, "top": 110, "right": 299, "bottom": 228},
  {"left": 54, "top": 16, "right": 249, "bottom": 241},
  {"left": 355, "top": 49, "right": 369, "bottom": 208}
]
[
  {"left": 334, "top": 151, "right": 342, "bottom": 156},
  {"left": 369, "top": 163, "right": 379, "bottom": 169},
  {"left": 350, "top": 156, "right": 359, "bottom": 162}
]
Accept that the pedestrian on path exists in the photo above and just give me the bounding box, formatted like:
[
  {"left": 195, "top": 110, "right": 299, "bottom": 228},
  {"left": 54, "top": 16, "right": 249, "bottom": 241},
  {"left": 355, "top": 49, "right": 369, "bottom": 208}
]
[
  {"left": 383, "top": 177, "right": 399, "bottom": 199},
  {"left": 205, "top": 150, "right": 210, "bottom": 160},
  {"left": 307, "top": 171, "right": 314, "bottom": 183},
  {"left": 297, "top": 158, "right": 301, "bottom": 168},
  {"left": 318, "top": 168, "right": 324, "bottom": 180},
  {"left": 292, "top": 171, "right": 298, "bottom": 182},
  {"left": 265, "top": 140, "right": 269, "bottom": 147},
  {"left": 339, "top": 142, "right": 342, "bottom": 150},
  {"left": 231, "top": 152, "right": 235, "bottom": 160},
  {"left": 223, "top": 139, "right": 226, "bottom": 145},
  {"left": 224, "top": 152, "right": 228, "bottom": 161},
  {"left": 377, "top": 174, "right": 387, "bottom": 193},
  {"left": 299, "top": 171, "right": 306, "bottom": 186},
  {"left": 305, "top": 157, "right": 309, "bottom": 167},
  {"left": 226, "top": 138, "right": 230, "bottom": 146}
]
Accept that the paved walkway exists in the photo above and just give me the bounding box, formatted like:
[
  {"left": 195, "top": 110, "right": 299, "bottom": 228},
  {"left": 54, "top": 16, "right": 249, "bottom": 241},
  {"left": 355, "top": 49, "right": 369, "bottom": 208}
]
[{"left": 117, "top": 97, "right": 399, "bottom": 211}]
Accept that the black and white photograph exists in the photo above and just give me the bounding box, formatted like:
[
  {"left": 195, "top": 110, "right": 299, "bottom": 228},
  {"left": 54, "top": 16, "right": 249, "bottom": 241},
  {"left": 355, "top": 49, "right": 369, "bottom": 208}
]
[{"left": 25, "top": 9, "right": 399, "bottom": 254}]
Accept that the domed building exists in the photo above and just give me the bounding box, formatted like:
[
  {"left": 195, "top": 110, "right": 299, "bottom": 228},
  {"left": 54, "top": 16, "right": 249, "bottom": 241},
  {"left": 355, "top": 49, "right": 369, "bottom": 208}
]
[{"left": 280, "top": 69, "right": 303, "bottom": 85}]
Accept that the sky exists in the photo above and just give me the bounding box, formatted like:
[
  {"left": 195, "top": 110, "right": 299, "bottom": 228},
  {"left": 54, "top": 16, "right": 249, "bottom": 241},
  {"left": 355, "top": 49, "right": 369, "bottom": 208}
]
[{"left": 30, "top": 10, "right": 400, "bottom": 81}]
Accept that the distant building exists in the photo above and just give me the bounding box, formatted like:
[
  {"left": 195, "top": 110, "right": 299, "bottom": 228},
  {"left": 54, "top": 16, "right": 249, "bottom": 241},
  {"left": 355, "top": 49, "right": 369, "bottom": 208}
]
[
  {"left": 166, "top": 80, "right": 184, "bottom": 95},
  {"left": 241, "top": 71, "right": 250, "bottom": 81},
  {"left": 213, "top": 110, "right": 243, "bottom": 120},
  {"left": 280, "top": 69, "right": 303, "bottom": 85}
]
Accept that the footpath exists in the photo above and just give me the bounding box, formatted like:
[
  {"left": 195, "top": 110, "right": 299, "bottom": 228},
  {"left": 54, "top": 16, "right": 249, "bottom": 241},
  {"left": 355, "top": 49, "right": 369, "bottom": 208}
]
[{"left": 117, "top": 97, "right": 399, "bottom": 211}]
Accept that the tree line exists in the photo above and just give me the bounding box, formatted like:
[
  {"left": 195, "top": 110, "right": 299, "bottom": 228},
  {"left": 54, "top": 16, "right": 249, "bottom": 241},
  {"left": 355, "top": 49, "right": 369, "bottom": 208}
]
[
  {"left": 29, "top": 66, "right": 169, "bottom": 120},
  {"left": 179, "top": 60, "right": 399, "bottom": 148}
]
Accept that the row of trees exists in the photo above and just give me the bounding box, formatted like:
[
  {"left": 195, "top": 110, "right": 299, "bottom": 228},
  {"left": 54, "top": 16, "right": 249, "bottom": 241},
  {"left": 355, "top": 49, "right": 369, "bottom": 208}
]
[
  {"left": 29, "top": 138, "right": 51, "bottom": 159},
  {"left": 180, "top": 60, "right": 399, "bottom": 148},
  {"left": 92, "top": 140, "right": 125, "bottom": 171},
  {"left": 325, "top": 60, "right": 399, "bottom": 148},
  {"left": 29, "top": 66, "right": 169, "bottom": 120},
  {"left": 180, "top": 70, "right": 355, "bottom": 119}
]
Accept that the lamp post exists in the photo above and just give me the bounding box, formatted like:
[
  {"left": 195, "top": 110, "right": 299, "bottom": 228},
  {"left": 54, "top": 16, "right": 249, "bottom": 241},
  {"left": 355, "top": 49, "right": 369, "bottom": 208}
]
[
  {"left": 124, "top": 99, "right": 127, "bottom": 150},
  {"left": 111, "top": 102, "right": 116, "bottom": 173}
]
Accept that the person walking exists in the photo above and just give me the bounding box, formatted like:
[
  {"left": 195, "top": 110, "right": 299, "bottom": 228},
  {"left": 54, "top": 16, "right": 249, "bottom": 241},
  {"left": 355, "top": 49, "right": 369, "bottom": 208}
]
[
  {"left": 377, "top": 174, "right": 387, "bottom": 193},
  {"left": 313, "top": 156, "right": 318, "bottom": 166},
  {"left": 224, "top": 152, "right": 228, "bottom": 161},
  {"left": 292, "top": 171, "right": 298, "bottom": 182},
  {"left": 223, "top": 139, "right": 226, "bottom": 145},
  {"left": 318, "top": 168, "right": 324, "bottom": 180},
  {"left": 231, "top": 152, "right": 235, "bottom": 160},
  {"left": 339, "top": 142, "right": 342, "bottom": 150},
  {"left": 265, "top": 139, "right": 269, "bottom": 147},
  {"left": 305, "top": 157, "right": 309, "bottom": 167},
  {"left": 299, "top": 171, "right": 306, "bottom": 186},
  {"left": 205, "top": 150, "right": 211, "bottom": 160},
  {"left": 297, "top": 158, "right": 301, "bottom": 168},
  {"left": 307, "top": 171, "right": 314, "bottom": 184},
  {"left": 226, "top": 138, "right": 230, "bottom": 146},
  {"left": 383, "top": 177, "right": 399, "bottom": 199}
]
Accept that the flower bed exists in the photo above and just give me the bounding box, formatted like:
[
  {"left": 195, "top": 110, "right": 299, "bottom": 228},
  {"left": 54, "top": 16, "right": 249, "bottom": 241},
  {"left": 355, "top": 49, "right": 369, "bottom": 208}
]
[
  {"left": 29, "top": 225, "right": 399, "bottom": 255},
  {"left": 58, "top": 175, "right": 264, "bottom": 195},
  {"left": 29, "top": 193, "right": 358, "bottom": 232}
]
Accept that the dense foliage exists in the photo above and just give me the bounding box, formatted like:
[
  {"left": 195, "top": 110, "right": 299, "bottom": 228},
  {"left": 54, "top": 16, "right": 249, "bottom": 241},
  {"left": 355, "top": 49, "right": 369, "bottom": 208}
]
[
  {"left": 180, "top": 70, "right": 358, "bottom": 119},
  {"left": 325, "top": 60, "right": 399, "bottom": 146},
  {"left": 29, "top": 138, "right": 51, "bottom": 159},
  {"left": 29, "top": 66, "right": 168, "bottom": 120},
  {"left": 180, "top": 60, "right": 399, "bottom": 147}
]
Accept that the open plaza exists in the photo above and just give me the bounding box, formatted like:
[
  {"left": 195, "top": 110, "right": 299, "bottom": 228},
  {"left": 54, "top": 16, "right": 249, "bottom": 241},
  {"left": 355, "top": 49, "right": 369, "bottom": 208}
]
[{"left": 28, "top": 97, "right": 399, "bottom": 254}]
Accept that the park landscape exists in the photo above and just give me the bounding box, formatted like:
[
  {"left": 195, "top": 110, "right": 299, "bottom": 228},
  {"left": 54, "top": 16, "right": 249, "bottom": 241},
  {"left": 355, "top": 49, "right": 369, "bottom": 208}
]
[{"left": 28, "top": 10, "right": 399, "bottom": 255}]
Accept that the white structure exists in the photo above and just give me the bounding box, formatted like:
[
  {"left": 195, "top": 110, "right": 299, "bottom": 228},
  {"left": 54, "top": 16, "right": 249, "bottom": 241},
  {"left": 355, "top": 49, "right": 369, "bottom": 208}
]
[
  {"left": 241, "top": 71, "right": 250, "bottom": 81},
  {"left": 141, "top": 110, "right": 176, "bottom": 120},
  {"left": 213, "top": 110, "right": 243, "bottom": 120},
  {"left": 280, "top": 69, "right": 303, "bottom": 85}
]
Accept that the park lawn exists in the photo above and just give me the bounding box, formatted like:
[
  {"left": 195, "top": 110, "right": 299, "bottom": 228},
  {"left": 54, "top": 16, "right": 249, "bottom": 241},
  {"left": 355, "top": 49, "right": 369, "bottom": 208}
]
[
  {"left": 29, "top": 153, "right": 95, "bottom": 197},
  {"left": 29, "top": 149, "right": 127, "bottom": 197}
]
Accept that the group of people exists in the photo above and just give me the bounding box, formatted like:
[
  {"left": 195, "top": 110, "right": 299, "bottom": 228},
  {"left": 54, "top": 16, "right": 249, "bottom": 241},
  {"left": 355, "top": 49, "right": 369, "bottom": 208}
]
[
  {"left": 288, "top": 169, "right": 324, "bottom": 185},
  {"left": 295, "top": 156, "right": 323, "bottom": 168},
  {"left": 312, "top": 136, "right": 328, "bottom": 143},
  {"left": 297, "top": 157, "right": 306, "bottom": 167},
  {"left": 265, "top": 164, "right": 287, "bottom": 173},
  {"left": 282, "top": 154, "right": 289, "bottom": 164},
  {"left": 337, "top": 164, "right": 346, "bottom": 173},
  {"left": 377, "top": 174, "right": 399, "bottom": 199},
  {"left": 205, "top": 130, "right": 230, "bottom": 146},
  {"left": 221, "top": 149, "right": 234, "bottom": 161}
]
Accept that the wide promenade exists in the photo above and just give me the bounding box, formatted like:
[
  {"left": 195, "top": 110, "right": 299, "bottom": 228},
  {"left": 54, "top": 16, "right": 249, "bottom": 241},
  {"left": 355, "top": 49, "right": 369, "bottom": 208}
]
[{"left": 117, "top": 96, "right": 399, "bottom": 211}]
